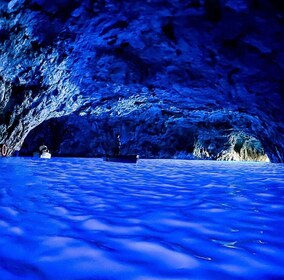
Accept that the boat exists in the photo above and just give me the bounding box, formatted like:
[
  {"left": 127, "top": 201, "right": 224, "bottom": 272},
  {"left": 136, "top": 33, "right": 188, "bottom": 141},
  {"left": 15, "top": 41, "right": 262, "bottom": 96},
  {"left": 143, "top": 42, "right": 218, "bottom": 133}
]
[
  {"left": 40, "top": 151, "right": 51, "bottom": 159},
  {"left": 103, "top": 154, "right": 139, "bottom": 163},
  {"left": 33, "top": 151, "right": 52, "bottom": 159}
]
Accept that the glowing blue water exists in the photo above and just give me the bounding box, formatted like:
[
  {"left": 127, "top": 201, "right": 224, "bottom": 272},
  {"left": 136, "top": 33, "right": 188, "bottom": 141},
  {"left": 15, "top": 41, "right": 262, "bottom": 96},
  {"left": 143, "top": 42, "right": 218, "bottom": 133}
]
[{"left": 0, "top": 157, "right": 284, "bottom": 279}]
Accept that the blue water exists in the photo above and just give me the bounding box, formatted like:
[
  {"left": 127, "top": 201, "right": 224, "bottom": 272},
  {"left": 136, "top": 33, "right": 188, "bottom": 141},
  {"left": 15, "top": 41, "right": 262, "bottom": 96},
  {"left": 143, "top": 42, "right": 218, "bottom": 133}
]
[{"left": 0, "top": 158, "right": 284, "bottom": 280}]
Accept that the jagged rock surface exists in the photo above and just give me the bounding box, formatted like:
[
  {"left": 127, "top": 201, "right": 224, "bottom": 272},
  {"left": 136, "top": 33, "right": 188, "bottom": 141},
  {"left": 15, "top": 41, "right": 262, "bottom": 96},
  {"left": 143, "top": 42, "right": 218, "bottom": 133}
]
[{"left": 0, "top": 0, "right": 283, "bottom": 162}]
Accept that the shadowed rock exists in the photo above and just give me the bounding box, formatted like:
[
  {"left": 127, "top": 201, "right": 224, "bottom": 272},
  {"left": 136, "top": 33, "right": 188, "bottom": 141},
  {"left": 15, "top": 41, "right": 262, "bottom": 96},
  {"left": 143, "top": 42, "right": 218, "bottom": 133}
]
[{"left": 0, "top": 0, "right": 283, "bottom": 162}]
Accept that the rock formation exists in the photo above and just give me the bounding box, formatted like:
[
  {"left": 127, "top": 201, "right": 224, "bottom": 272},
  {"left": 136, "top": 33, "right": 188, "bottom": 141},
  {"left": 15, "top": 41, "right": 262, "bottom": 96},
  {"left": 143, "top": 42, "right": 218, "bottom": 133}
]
[{"left": 0, "top": 0, "right": 283, "bottom": 162}]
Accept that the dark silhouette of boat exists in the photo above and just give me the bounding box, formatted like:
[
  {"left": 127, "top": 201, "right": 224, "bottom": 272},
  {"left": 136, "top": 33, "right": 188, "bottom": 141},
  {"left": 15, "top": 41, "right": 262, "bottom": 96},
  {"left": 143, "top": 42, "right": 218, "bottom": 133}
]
[{"left": 103, "top": 154, "right": 139, "bottom": 163}]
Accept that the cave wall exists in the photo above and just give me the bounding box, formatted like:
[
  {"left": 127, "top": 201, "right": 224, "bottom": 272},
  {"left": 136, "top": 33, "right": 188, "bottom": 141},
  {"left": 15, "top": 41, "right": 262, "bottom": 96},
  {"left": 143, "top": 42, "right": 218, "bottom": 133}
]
[{"left": 0, "top": 0, "right": 283, "bottom": 161}]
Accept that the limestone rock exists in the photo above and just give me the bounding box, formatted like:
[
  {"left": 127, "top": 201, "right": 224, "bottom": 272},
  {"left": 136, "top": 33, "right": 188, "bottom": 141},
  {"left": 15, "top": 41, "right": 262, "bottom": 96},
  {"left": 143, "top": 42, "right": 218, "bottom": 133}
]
[{"left": 0, "top": 0, "right": 283, "bottom": 162}]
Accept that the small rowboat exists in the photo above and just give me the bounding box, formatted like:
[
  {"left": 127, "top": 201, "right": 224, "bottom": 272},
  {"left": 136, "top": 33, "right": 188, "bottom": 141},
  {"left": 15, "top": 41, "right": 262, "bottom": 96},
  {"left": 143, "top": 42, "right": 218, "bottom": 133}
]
[
  {"left": 103, "top": 155, "right": 139, "bottom": 163},
  {"left": 40, "top": 152, "right": 51, "bottom": 159},
  {"left": 33, "top": 151, "right": 52, "bottom": 159}
]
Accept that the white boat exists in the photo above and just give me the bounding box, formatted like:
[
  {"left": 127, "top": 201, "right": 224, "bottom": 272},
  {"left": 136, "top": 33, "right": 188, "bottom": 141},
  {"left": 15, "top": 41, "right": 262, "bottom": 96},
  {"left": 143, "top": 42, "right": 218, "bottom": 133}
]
[
  {"left": 40, "top": 152, "right": 51, "bottom": 159},
  {"left": 33, "top": 151, "right": 52, "bottom": 159}
]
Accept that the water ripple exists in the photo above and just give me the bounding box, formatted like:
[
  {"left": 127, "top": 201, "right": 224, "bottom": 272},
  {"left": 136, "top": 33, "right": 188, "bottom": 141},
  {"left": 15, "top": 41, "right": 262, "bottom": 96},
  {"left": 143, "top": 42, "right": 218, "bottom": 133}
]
[{"left": 0, "top": 158, "right": 284, "bottom": 279}]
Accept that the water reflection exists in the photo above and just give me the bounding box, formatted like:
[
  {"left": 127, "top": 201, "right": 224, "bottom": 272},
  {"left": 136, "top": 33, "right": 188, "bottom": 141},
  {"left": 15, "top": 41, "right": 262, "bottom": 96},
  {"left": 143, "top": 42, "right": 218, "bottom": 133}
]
[{"left": 0, "top": 158, "right": 284, "bottom": 279}]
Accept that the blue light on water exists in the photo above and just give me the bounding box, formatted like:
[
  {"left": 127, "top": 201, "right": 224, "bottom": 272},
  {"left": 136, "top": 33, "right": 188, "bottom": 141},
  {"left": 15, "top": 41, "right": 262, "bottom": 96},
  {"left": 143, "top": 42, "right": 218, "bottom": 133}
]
[{"left": 0, "top": 157, "right": 284, "bottom": 279}]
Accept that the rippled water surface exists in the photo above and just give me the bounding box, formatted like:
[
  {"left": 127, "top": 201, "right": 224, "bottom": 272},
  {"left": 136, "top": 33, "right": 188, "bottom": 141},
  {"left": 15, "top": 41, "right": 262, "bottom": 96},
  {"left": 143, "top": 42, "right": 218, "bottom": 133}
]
[{"left": 0, "top": 157, "right": 284, "bottom": 279}]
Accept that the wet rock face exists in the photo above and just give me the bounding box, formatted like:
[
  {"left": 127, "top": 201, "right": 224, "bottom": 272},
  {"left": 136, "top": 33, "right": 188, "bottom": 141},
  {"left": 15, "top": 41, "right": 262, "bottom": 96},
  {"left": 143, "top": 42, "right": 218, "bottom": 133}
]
[
  {"left": 0, "top": 0, "right": 82, "bottom": 154},
  {"left": 22, "top": 107, "right": 278, "bottom": 162},
  {"left": 0, "top": 0, "right": 284, "bottom": 161}
]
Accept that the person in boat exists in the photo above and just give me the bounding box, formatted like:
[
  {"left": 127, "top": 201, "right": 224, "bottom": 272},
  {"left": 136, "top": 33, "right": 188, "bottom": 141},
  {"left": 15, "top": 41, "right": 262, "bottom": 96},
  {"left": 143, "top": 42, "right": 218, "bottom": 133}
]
[
  {"left": 39, "top": 144, "right": 49, "bottom": 155},
  {"left": 113, "top": 134, "right": 121, "bottom": 156}
]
